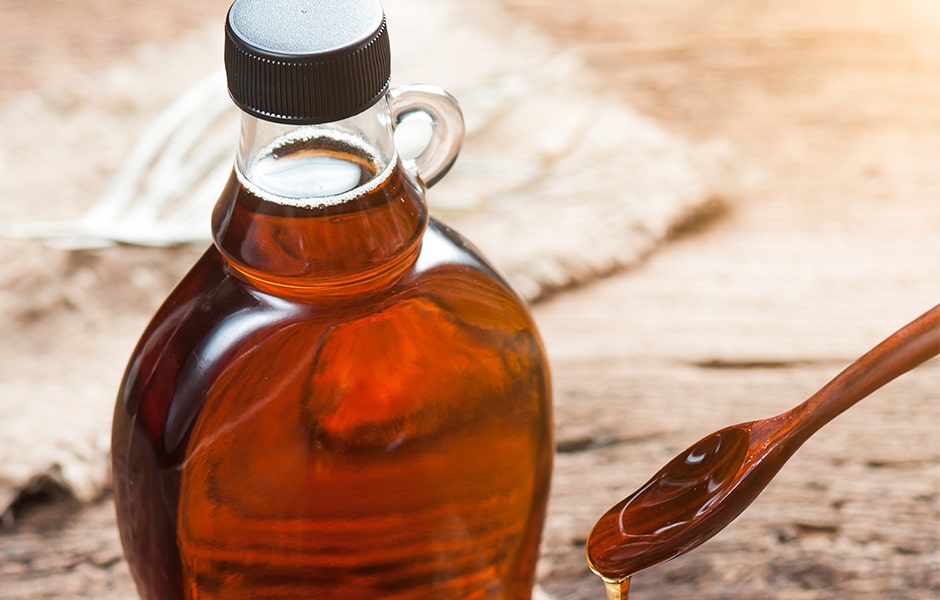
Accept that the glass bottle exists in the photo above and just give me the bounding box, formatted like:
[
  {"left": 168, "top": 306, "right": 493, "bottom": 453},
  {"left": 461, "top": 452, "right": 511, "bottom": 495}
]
[{"left": 110, "top": 0, "right": 554, "bottom": 598}]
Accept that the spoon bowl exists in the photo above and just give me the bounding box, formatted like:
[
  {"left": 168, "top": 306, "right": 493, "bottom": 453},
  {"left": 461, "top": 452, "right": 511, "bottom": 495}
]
[{"left": 587, "top": 303, "right": 940, "bottom": 586}]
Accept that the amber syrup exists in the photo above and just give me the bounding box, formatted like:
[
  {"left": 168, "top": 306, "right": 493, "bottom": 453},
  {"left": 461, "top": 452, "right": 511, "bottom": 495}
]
[{"left": 112, "top": 137, "right": 553, "bottom": 599}]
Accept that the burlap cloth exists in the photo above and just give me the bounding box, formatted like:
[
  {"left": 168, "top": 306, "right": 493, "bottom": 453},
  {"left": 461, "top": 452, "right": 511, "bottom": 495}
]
[{"left": 0, "top": 0, "right": 729, "bottom": 518}]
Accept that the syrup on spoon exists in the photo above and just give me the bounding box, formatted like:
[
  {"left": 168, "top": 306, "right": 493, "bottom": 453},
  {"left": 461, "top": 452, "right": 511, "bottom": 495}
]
[{"left": 586, "top": 304, "right": 940, "bottom": 598}]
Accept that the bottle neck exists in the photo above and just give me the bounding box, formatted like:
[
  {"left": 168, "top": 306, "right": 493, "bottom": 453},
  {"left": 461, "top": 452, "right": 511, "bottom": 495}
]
[
  {"left": 212, "top": 99, "right": 429, "bottom": 297},
  {"left": 235, "top": 100, "right": 398, "bottom": 204}
]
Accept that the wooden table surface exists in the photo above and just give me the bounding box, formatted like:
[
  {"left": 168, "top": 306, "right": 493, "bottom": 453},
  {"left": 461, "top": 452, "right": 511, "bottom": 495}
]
[
  {"left": 2, "top": 1, "right": 939, "bottom": 598},
  {"left": 517, "top": 2, "right": 940, "bottom": 595}
]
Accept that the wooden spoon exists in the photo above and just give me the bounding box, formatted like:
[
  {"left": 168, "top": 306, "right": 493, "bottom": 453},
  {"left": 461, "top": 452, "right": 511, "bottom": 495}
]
[{"left": 586, "top": 304, "right": 940, "bottom": 598}]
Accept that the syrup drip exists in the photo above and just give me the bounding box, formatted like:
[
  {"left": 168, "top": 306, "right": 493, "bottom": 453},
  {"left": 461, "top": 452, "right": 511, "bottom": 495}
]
[
  {"left": 603, "top": 577, "right": 630, "bottom": 600},
  {"left": 587, "top": 304, "right": 940, "bottom": 592}
]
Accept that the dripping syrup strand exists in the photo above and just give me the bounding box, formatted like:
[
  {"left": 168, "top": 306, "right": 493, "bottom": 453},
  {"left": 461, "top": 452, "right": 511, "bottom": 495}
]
[{"left": 604, "top": 577, "right": 630, "bottom": 600}]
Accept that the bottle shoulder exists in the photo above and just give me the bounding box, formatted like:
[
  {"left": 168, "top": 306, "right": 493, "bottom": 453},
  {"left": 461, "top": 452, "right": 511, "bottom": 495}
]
[
  {"left": 408, "top": 217, "right": 536, "bottom": 328},
  {"left": 117, "top": 229, "right": 547, "bottom": 456},
  {"left": 128, "top": 219, "right": 532, "bottom": 366}
]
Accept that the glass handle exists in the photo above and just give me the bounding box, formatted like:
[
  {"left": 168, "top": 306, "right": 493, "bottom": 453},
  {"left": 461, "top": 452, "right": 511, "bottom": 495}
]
[{"left": 388, "top": 84, "right": 465, "bottom": 189}]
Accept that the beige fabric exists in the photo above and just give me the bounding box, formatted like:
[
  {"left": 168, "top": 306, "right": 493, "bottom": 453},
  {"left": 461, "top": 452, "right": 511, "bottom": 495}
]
[{"left": 0, "top": 0, "right": 728, "bottom": 517}]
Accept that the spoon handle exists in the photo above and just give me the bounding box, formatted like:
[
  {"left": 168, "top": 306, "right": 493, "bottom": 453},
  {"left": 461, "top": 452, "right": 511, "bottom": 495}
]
[{"left": 792, "top": 303, "right": 940, "bottom": 441}]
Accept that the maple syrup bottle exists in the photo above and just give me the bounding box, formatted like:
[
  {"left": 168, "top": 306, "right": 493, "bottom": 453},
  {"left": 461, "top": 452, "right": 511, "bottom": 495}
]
[{"left": 110, "top": 1, "right": 553, "bottom": 598}]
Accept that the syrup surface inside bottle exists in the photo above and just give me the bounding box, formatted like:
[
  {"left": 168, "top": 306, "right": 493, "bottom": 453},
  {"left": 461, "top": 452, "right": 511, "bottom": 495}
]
[{"left": 111, "top": 135, "right": 553, "bottom": 599}]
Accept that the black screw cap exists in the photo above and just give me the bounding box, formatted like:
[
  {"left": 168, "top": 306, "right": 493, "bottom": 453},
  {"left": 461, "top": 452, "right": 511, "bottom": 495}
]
[{"left": 225, "top": 0, "right": 391, "bottom": 124}]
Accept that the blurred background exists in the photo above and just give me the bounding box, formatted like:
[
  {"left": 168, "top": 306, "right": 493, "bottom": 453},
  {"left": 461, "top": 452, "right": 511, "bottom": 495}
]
[{"left": 1, "top": 0, "right": 939, "bottom": 598}]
